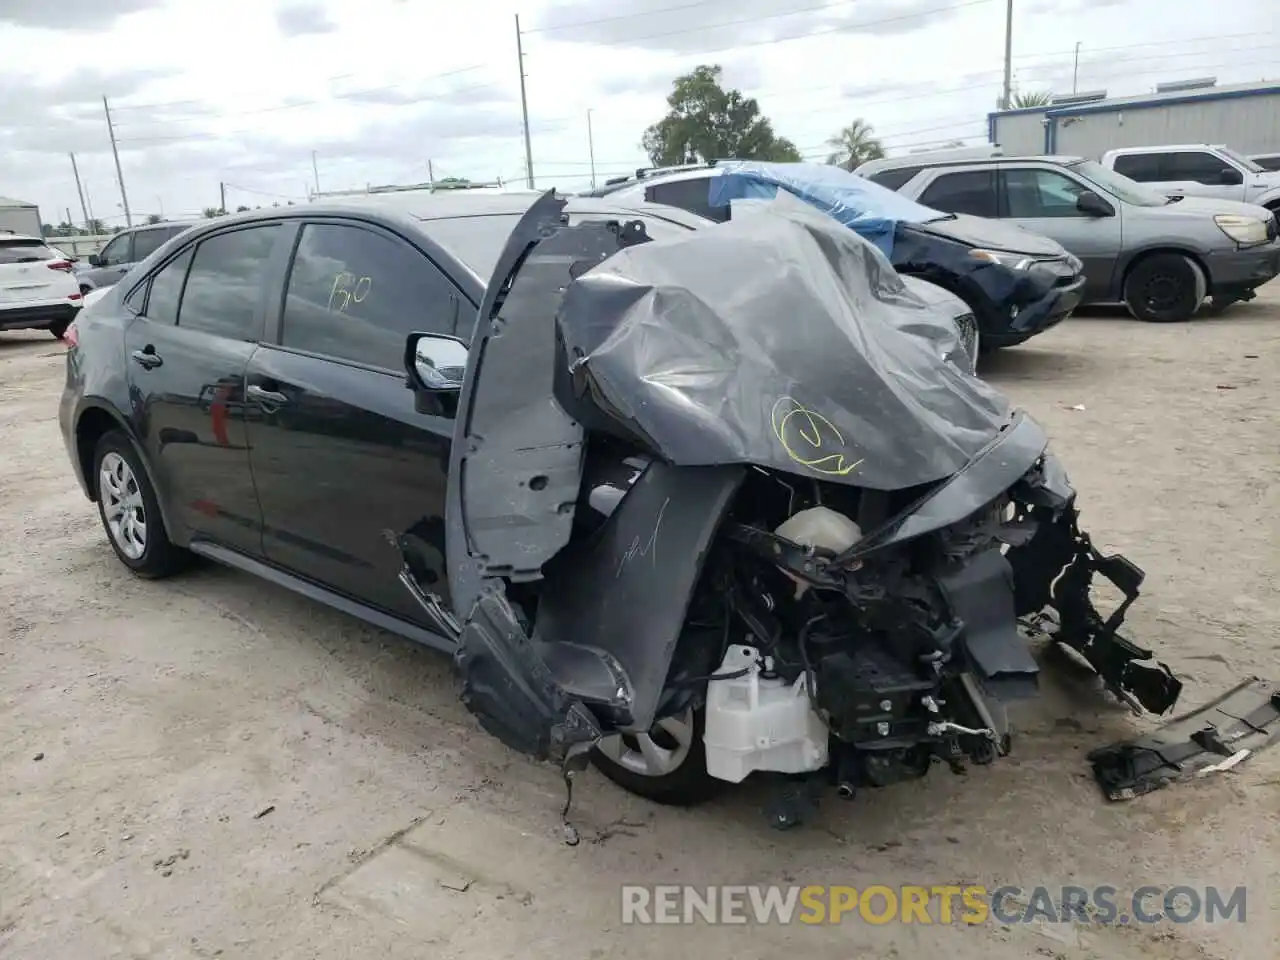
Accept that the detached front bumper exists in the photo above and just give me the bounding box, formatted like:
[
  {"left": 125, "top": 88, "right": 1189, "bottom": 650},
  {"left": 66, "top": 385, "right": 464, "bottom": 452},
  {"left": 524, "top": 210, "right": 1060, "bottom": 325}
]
[{"left": 1206, "top": 238, "right": 1280, "bottom": 296}]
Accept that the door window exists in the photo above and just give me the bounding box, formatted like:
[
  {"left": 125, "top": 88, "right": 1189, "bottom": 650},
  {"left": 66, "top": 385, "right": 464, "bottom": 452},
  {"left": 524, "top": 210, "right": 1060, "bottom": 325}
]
[
  {"left": 1002, "top": 168, "right": 1089, "bottom": 218},
  {"left": 142, "top": 250, "right": 193, "bottom": 324},
  {"left": 1164, "top": 151, "right": 1232, "bottom": 185},
  {"left": 1110, "top": 153, "right": 1164, "bottom": 182},
  {"left": 645, "top": 176, "right": 729, "bottom": 222},
  {"left": 131, "top": 229, "right": 171, "bottom": 262},
  {"left": 176, "top": 225, "right": 279, "bottom": 340},
  {"left": 97, "top": 233, "right": 133, "bottom": 266},
  {"left": 280, "top": 222, "right": 462, "bottom": 371},
  {"left": 917, "top": 170, "right": 999, "bottom": 218}
]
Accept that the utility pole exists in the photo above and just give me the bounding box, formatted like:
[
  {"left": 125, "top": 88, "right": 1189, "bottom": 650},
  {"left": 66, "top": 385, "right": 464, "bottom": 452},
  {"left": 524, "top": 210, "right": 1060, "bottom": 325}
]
[
  {"left": 1000, "top": 0, "right": 1013, "bottom": 109},
  {"left": 102, "top": 97, "right": 132, "bottom": 227},
  {"left": 68, "top": 153, "right": 90, "bottom": 230},
  {"left": 84, "top": 184, "right": 96, "bottom": 229},
  {"left": 219, "top": 181, "right": 226, "bottom": 213},
  {"left": 1072, "top": 42, "right": 1081, "bottom": 94},
  {"left": 515, "top": 14, "right": 535, "bottom": 189},
  {"left": 311, "top": 150, "right": 321, "bottom": 194},
  {"left": 427, "top": 159, "right": 435, "bottom": 187},
  {"left": 587, "top": 109, "right": 597, "bottom": 190}
]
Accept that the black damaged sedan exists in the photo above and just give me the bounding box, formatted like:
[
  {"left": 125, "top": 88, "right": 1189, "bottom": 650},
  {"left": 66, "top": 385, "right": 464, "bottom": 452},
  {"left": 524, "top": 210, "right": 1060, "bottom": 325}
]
[{"left": 60, "top": 188, "right": 1188, "bottom": 825}]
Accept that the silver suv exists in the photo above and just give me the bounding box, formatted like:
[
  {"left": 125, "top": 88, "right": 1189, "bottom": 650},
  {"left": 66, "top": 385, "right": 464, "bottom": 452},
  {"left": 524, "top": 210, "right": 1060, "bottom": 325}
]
[
  {"left": 79, "top": 221, "right": 195, "bottom": 294},
  {"left": 861, "top": 154, "right": 1279, "bottom": 322}
]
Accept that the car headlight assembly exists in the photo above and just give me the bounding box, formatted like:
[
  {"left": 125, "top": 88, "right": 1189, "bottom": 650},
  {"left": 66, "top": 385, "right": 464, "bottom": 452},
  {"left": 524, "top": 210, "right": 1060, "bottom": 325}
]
[
  {"left": 969, "top": 248, "right": 1034, "bottom": 270},
  {"left": 1214, "top": 214, "right": 1268, "bottom": 247}
]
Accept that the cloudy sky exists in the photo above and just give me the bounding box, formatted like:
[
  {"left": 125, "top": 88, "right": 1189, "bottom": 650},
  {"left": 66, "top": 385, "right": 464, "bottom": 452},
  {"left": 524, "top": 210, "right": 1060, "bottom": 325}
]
[{"left": 2, "top": 0, "right": 1276, "bottom": 227}]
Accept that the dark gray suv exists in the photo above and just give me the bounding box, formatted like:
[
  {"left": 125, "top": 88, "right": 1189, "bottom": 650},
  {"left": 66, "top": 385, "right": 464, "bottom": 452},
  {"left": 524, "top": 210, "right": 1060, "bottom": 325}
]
[{"left": 79, "top": 221, "right": 195, "bottom": 294}]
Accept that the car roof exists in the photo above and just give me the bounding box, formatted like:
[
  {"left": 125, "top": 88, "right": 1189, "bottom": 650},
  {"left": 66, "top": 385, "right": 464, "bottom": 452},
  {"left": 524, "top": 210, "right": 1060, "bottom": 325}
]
[
  {"left": 862, "top": 154, "right": 1087, "bottom": 175},
  {"left": 1103, "top": 144, "right": 1224, "bottom": 154},
  {"left": 0, "top": 232, "right": 46, "bottom": 243}
]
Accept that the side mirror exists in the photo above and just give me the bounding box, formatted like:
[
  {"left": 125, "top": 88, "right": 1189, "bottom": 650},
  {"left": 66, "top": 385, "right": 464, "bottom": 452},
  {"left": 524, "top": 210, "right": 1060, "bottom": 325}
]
[
  {"left": 87, "top": 254, "right": 103, "bottom": 267},
  {"left": 1076, "top": 190, "right": 1114, "bottom": 217},
  {"left": 404, "top": 332, "right": 468, "bottom": 392},
  {"left": 1219, "top": 167, "right": 1243, "bottom": 186}
]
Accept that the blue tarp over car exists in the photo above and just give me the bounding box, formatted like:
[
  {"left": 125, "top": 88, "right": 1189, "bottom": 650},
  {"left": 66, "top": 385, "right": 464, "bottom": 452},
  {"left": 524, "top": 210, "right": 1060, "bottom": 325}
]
[{"left": 707, "top": 160, "right": 947, "bottom": 257}]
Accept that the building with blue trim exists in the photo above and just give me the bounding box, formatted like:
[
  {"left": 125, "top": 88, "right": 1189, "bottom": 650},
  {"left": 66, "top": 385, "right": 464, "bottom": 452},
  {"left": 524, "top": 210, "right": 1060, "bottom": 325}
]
[{"left": 987, "top": 80, "right": 1280, "bottom": 159}]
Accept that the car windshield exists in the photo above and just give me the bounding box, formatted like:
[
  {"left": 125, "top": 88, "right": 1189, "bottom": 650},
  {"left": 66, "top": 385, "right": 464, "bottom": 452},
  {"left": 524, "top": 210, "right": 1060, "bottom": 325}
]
[
  {"left": 424, "top": 211, "right": 697, "bottom": 280},
  {"left": 1218, "top": 146, "right": 1266, "bottom": 174},
  {"left": 1067, "top": 159, "right": 1170, "bottom": 207}
]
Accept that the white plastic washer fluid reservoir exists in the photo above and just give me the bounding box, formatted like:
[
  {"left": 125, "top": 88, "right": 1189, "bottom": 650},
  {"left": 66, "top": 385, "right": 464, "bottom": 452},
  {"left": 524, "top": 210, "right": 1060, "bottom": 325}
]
[{"left": 702, "top": 644, "right": 829, "bottom": 784}]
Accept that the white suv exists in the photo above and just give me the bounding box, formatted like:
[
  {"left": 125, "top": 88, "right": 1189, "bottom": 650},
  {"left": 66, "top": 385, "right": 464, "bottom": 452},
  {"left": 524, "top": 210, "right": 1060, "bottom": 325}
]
[{"left": 0, "top": 233, "right": 83, "bottom": 338}]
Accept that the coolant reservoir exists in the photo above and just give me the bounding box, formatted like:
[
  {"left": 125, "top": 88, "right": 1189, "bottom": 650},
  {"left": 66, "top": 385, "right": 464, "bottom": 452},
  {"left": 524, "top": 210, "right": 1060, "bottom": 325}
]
[
  {"left": 775, "top": 506, "right": 861, "bottom": 554},
  {"left": 703, "top": 645, "right": 829, "bottom": 783}
]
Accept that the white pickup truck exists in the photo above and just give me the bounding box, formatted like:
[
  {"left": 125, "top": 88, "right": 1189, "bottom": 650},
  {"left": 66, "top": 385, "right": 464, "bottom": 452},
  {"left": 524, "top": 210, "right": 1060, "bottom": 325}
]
[{"left": 1100, "top": 144, "right": 1280, "bottom": 212}]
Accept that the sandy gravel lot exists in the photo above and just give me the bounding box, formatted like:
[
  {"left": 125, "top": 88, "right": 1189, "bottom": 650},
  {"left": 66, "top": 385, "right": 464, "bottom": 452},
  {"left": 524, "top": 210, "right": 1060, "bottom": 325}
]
[{"left": 2, "top": 289, "right": 1278, "bottom": 960}]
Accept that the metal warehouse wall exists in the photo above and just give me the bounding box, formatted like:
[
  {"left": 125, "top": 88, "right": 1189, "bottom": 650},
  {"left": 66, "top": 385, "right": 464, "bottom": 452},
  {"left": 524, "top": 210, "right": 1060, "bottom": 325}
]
[
  {"left": 0, "top": 205, "right": 43, "bottom": 237},
  {"left": 991, "top": 110, "right": 1049, "bottom": 155},
  {"left": 1052, "top": 93, "right": 1280, "bottom": 158}
]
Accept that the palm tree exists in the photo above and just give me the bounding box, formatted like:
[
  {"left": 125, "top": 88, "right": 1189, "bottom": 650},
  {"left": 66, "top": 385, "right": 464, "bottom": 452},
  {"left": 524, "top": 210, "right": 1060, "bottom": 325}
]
[
  {"left": 1011, "top": 89, "right": 1053, "bottom": 108},
  {"left": 825, "top": 119, "right": 886, "bottom": 172}
]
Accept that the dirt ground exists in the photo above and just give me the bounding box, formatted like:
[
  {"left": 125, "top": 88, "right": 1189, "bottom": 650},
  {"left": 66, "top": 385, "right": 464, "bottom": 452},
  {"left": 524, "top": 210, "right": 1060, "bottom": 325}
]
[{"left": 2, "top": 288, "right": 1278, "bottom": 960}]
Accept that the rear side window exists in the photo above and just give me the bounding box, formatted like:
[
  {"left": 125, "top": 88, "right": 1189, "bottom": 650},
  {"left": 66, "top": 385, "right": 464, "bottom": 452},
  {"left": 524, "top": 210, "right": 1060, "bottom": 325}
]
[
  {"left": 142, "top": 250, "right": 193, "bottom": 325},
  {"left": 1165, "top": 151, "right": 1232, "bottom": 184},
  {"left": 867, "top": 166, "right": 924, "bottom": 191},
  {"left": 177, "top": 226, "right": 279, "bottom": 341},
  {"left": 131, "top": 229, "right": 171, "bottom": 262},
  {"left": 280, "top": 222, "right": 462, "bottom": 370},
  {"left": 0, "top": 239, "right": 56, "bottom": 264},
  {"left": 1111, "top": 153, "right": 1164, "bottom": 182},
  {"left": 918, "top": 170, "right": 999, "bottom": 218},
  {"left": 645, "top": 177, "right": 729, "bottom": 222}
]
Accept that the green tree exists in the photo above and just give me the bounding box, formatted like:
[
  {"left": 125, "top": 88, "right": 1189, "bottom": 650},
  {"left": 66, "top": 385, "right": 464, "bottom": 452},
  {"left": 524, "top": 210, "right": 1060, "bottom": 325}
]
[
  {"left": 145, "top": 213, "right": 163, "bottom": 224},
  {"left": 235, "top": 205, "right": 251, "bottom": 212},
  {"left": 202, "top": 207, "right": 226, "bottom": 218},
  {"left": 824, "top": 119, "right": 886, "bottom": 171},
  {"left": 641, "top": 65, "right": 801, "bottom": 166},
  {"left": 1011, "top": 89, "right": 1053, "bottom": 108}
]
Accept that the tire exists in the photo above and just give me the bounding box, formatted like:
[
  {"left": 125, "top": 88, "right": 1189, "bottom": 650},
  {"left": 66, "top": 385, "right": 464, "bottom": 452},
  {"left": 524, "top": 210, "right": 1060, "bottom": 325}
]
[
  {"left": 1123, "top": 253, "right": 1203, "bottom": 322},
  {"left": 92, "top": 430, "right": 185, "bottom": 579},
  {"left": 48, "top": 319, "right": 69, "bottom": 339},
  {"left": 79, "top": 284, "right": 92, "bottom": 296},
  {"left": 591, "top": 706, "right": 726, "bottom": 806}
]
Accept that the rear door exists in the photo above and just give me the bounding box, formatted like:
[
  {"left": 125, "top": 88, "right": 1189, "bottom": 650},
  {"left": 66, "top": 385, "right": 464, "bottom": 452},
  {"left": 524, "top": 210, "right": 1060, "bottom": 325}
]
[
  {"left": 244, "top": 218, "right": 467, "bottom": 627},
  {"left": 915, "top": 168, "right": 1001, "bottom": 218},
  {"left": 998, "top": 164, "right": 1122, "bottom": 299},
  {"left": 123, "top": 223, "right": 286, "bottom": 555}
]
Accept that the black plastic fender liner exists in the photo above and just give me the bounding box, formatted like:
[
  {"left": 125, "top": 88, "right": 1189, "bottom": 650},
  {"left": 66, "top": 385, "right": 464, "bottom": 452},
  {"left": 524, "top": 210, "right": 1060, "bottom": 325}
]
[
  {"left": 456, "top": 586, "right": 602, "bottom": 762},
  {"left": 535, "top": 460, "right": 747, "bottom": 733},
  {"left": 1088, "top": 678, "right": 1280, "bottom": 800}
]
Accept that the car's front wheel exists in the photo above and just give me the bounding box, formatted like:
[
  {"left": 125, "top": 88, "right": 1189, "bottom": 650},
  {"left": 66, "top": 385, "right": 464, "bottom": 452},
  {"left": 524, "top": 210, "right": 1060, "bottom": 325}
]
[
  {"left": 93, "top": 431, "right": 185, "bottom": 578},
  {"left": 1124, "top": 253, "right": 1205, "bottom": 322},
  {"left": 591, "top": 706, "right": 725, "bottom": 806}
]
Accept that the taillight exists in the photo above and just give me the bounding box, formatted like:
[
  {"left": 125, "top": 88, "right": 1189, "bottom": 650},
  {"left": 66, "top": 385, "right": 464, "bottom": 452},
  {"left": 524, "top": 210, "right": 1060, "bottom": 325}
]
[
  {"left": 63, "top": 320, "right": 79, "bottom": 346},
  {"left": 69, "top": 291, "right": 83, "bottom": 300},
  {"left": 47, "top": 260, "right": 74, "bottom": 272}
]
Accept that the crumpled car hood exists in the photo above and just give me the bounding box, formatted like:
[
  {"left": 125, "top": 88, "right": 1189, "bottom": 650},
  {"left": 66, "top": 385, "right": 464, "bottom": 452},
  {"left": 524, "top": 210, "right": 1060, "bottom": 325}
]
[{"left": 555, "top": 191, "right": 1015, "bottom": 491}]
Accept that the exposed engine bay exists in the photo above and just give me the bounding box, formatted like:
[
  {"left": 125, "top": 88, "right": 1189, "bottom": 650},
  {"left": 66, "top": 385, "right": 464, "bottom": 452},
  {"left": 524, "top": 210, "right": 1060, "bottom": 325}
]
[{"left": 430, "top": 189, "right": 1191, "bottom": 831}]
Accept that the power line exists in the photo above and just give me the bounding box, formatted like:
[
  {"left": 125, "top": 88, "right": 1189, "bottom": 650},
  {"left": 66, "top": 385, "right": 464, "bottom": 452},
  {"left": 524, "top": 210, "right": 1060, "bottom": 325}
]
[
  {"left": 524, "top": 0, "right": 995, "bottom": 55},
  {"left": 107, "top": 64, "right": 492, "bottom": 114},
  {"left": 525, "top": 0, "right": 857, "bottom": 35}
]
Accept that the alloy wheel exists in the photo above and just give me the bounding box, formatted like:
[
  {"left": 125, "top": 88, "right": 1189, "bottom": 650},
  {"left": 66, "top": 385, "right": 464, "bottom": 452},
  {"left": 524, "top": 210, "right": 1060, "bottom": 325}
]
[
  {"left": 99, "top": 452, "right": 147, "bottom": 560},
  {"left": 594, "top": 707, "right": 696, "bottom": 777}
]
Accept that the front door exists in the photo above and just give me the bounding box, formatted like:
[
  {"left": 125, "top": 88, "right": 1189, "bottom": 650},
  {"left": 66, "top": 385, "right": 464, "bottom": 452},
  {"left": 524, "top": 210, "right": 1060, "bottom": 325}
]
[
  {"left": 244, "top": 219, "right": 465, "bottom": 629},
  {"left": 999, "top": 166, "right": 1123, "bottom": 301},
  {"left": 123, "top": 224, "right": 284, "bottom": 554}
]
